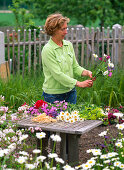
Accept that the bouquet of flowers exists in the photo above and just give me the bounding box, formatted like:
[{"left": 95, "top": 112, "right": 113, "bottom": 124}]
[{"left": 92, "top": 54, "right": 114, "bottom": 78}]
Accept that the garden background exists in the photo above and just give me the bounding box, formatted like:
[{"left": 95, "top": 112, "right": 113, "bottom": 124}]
[{"left": 0, "top": 0, "right": 124, "bottom": 169}]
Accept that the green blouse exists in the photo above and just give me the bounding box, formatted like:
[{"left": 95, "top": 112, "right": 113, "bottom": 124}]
[{"left": 42, "top": 38, "right": 85, "bottom": 94}]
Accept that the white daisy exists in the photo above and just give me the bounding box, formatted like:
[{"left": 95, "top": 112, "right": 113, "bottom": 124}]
[
  {"left": 33, "top": 149, "right": 41, "bottom": 154},
  {"left": 48, "top": 153, "right": 58, "bottom": 158},
  {"left": 36, "top": 155, "right": 46, "bottom": 162},
  {"left": 50, "top": 134, "right": 61, "bottom": 142},
  {"left": 36, "top": 132, "right": 46, "bottom": 139},
  {"left": 25, "top": 164, "right": 36, "bottom": 169},
  {"left": 116, "top": 124, "right": 124, "bottom": 130}
]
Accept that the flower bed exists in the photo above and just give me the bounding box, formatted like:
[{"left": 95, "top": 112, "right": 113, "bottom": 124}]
[{"left": 0, "top": 95, "right": 124, "bottom": 169}]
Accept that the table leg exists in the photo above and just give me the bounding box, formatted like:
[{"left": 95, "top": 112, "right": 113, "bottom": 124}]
[
  {"left": 60, "top": 133, "right": 68, "bottom": 162},
  {"left": 68, "top": 134, "right": 81, "bottom": 166}
]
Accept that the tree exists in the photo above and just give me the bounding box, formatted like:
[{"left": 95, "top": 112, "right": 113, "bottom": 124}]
[{"left": 15, "top": 0, "right": 124, "bottom": 28}]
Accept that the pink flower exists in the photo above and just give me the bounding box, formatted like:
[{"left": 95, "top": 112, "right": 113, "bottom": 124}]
[
  {"left": 106, "top": 55, "right": 110, "bottom": 60},
  {"left": 99, "top": 57, "right": 102, "bottom": 61},
  {"left": 108, "top": 72, "right": 112, "bottom": 77}
]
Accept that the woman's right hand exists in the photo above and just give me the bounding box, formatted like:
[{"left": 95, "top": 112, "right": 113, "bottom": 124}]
[{"left": 76, "top": 80, "right": 93, "bottom": 88}]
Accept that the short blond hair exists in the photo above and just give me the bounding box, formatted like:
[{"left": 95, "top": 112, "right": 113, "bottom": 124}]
[{"left": 44, "top": 13, "right": 70, "bottom": 36}]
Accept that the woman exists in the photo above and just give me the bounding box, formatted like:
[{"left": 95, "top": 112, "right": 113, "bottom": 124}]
[{"left": 42, "top": 13, "right": 94, "bottom": 104}]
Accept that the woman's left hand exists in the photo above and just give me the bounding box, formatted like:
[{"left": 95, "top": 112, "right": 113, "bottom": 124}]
[{"left": 82, "top": 70, "right": 92, "bottom": 78}]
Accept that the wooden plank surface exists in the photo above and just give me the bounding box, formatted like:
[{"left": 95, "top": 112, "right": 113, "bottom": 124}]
[{"left": 17, "top": 117, "right": 102, "bottom": 135}]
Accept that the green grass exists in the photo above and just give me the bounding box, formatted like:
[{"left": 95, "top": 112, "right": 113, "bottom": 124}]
[
  {"left": 0, "top": 71, "right": 44, "bottom": 110},
  {"left": 0, "top": 13, "right": 46, "bottom": 27},
  {"left": 0, "top": 67, "right": 124, "bottom": 110},
  {"left": 0, "top": 13, "right": 15, "bottom": 26}
]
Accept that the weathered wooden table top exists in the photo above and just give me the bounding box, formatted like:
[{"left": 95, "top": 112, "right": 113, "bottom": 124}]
[{"left": 17, "top": 116, "right": 102, "bottom": 135}]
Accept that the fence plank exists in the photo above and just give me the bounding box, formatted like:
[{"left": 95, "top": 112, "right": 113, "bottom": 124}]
[
  {"left": 34, "top": 29, "right": 37, "bottom": 73},
  {"left": 107, "top": 27, "right": 110, "bottom": 56},
  {"left": 75, "top": 28, "right": 79, "bottom": 63},
  {"left": 96, "top": 27, "right": 100, "bottom": 57},
  {"left": 39, "top": 29, "right": 42, "bottom": 69},
  {"left": 102, "top": 27, "right": 104, "bottom": 57},
  {"left": 118, "top": 28, "right": 122, "bottom": 67},
  {"left": 17, "top": 29, "right": 20, "bottom": 74},
  {"left": 81, "top": 28, "right": 84, "bottom": 66},
  {"left": 28, "top": 29, "right": 31, "bottom": 74},
  {"left": 7, "top": 30, "right": 10, "bottom": 70},
  {"left": 12, "top": 30, "right": 16, "bottom": 75},
  {"left": 112, "top": 28, "right": 116, "bottom": 63},
  {"left": 91, "top": 27, "right": 95, "bottom": 64},
  {"left": 22, "top": 29, "right": 26, "bottom": 77},
  {"left": 71, "top": 28, "right": 74, "bottom": 46},
  {"left": 85, "top": 27, "right": 89, "bottom": 65}
]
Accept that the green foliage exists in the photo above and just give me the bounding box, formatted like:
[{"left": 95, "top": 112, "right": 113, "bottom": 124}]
[
  {"left": 22, "top": 0, "right": 124, "bottom": 28},
  {"left": 68, "top": 102, "right": 105, "bottom": 121},
  {"left": 0, "top": 67, "right": 124, "bottom": 110},
  {"left": 9, "top": 0, "right": 34, "bottom": 31},
  {"left": 0, "top": 72, "right": 44, "bottom": 110},
  {"left": 76, "top": 67, "right": 124, "bottom": 107}
]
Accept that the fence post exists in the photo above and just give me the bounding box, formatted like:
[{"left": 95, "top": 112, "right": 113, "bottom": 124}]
[
  {"left": 112, "top": 24, "right": 122, "bottom": 65},
  {"left": 0, "top": 31, "right": 10, "bottom": 79},
  {"left": 0, "top": 31, "right": 5, "bottom": 64}
]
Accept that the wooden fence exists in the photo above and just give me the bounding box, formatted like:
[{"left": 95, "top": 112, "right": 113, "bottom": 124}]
[{"left": 4, "top": 25, "right": 124, "bottom": 76}]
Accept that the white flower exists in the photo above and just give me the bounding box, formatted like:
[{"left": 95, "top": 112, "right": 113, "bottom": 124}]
[
  {"left": 36, "top": 155, "right": 46, "bottom": 162},
  {"left": 55, "top": 157, "right": 64, "bottom": 164},
  {"left": 17, "top": 156, "right": 27, "bottom": 164},
  {"left": 45, "top": 162, "right": 50, "bottom": 169},
  {"left": 3, "top": 149, "right": 10, "bottom": 155},
  {"left": 86, "top": 149, "right": 92, "bottom": 153},
  {"left": 25, "top": 164, "right": 36, "bottom": 169},
  {"left": 92, "top": 149, "right": 102, "bottom": 156},
  {"left": 80, "top": 117, "right": 84, "bottom": 121},
  {"left": 116, "top": 124, "right": 124, "bottom": 130},
  {"left": 120, "top": 164, "right": 124, "bottom": 169},
  {"left": 51, "top": 167, "right": 56, "bottom": 170},
  {"left": 36, "top": 132, "right": 46, "bottom": 139},
  {"left": 87, "top": 159, "right": 96, "bottom": 166},
  {"left": 64, "top": 111, "right": 70, "bottom": 117},
  {"left": 103, "top": 70, "right": 108, "bottom": 76},
  {"left": 69, "top": 118, "right": 75, "bottom": 123},
  {"left": 104, "top": 159, "right": 110, "bottom": 164},
  {"left": 48, "top": 153, "right": 58, "bottom": 158},
  {"left": 113, "top": 112, "right": 123, "bottom": 118},
  {"left": 19, "top": 151, "right": 29, "bottom": 156},
  {"left": 63, "top": 164, "right": 75, "bottom": 170},
  {"left": 0, "top": 150, "right": 4, "bottom": 157},
  {"left": 108, "top": 62, "right": 114, "bottom": 68},
  {"left": 19, "top": 134, "right": 28, "bottom": 141},
  {"left": 8, "top": 143, "right": 16, "bottom": 150},
  {"left": 50, "top": 134, "right": 61, "bottom": 142},
  {"left": 100, "top": 154, "right": 108, "bottom": 159},
  {"left": 98, "top": 131, "right": 107, "bottom": 137},
  {"left": 114, "top": 161, "right": 121, "bottom": 167},
  {"left": 33, "top": 149, "right": 41, "bottom": 154},
  {"left": 104, "top": 54, "right": 108, "bottom": 58},
  {"left": 93, "top": 54, "right": 98, "bottom": 58},
  {"left": 107, "top": 152, "right": 118, "bottom": 158},
  {"left": 115, "top": 142, "right": 123, "bottom": 148},
  {"left": 106, "top": 108, "right": 110, "bottom": 112},
  {"left": 81, "top": 163, "right": 92, "bottom": 169},
  {"left": 71, "top": 110, "right": 79, "bottom": 115}
]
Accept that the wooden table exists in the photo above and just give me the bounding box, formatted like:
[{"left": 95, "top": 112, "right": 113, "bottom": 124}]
[{"left": 17, "top": 117, "right": 102, "bottom": 166}]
